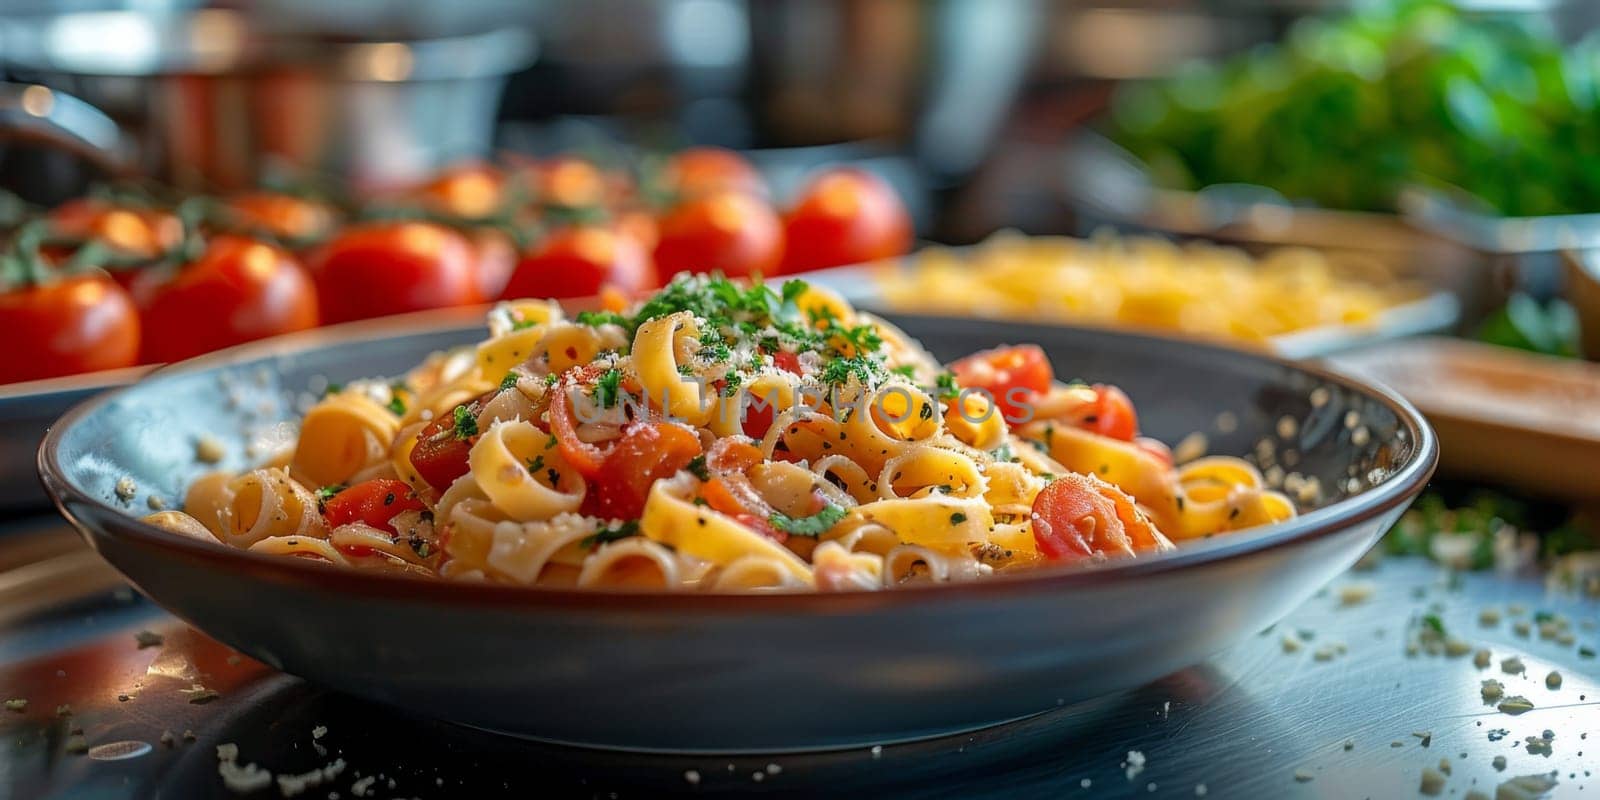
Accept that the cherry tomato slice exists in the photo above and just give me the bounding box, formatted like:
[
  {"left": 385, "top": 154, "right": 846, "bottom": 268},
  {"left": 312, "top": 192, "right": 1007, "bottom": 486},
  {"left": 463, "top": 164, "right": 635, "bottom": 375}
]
[
  {"left": 322, "top": 479, "right": 425, "bottom": 534},
  {"left": 948, "top": 344, "right": 1054, "bottom": 425},
  {"left": 408, "top": 390, "right": 501, "bottom": 492},
  {"left": 549, "top": 365, "right": 612, "bottom": 479},
  {"left": 1086, "top": 384, "right": 1139, "bottom": 441},
  {"left": 1030, "top": 473, "right": 1164, "bottom": 562},
  {"left": 584, "top": 422, "right": 703, "bottom": 521}
]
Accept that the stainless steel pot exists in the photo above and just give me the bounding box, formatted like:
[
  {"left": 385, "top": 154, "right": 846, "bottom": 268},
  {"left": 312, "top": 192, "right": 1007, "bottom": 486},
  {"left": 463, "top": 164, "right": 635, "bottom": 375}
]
[{"left": 0, "top": 9, "right": 535, "bottom": 191}]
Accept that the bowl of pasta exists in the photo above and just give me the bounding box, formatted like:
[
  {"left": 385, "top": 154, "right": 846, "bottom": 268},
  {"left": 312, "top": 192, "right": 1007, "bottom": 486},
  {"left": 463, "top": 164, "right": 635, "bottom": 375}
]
[{"left": 38, "top": 273, "right": 1435, "bottom": 751}]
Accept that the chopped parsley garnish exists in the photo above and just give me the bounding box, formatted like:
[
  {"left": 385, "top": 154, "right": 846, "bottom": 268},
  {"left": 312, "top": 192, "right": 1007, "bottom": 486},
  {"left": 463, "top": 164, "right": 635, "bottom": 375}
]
[
  {"left": 1421, "top": 614, "right": 1446, "bottom": 636},
  {"left": 452, "top": 405, "right": 478, "bottom": 439},
  {"left": 685, "top": 454, "right": 710, "bottom": 481},
  {"left": 500, "top": 372, "right": 520, "bottom": 390},
  {"left": 721, "top": 369, "right": 743, "bottom": 397},
  {"left": 511, "top": 318, "right": 541, "bottom": 331},
  {"left": 933, "top": 371, "right": 959, "bottom": 400},
  {"left": 890, "top": 364, "right": 918, "bottom": 378},
  {"left": 323, "top": 382, "right": 345, "bottom": 397},
  {"left": 544, "top": 373, "right": 560, "bottom": 386},
  {"left": 991, "top": 442, "right": 1017, "bottom": 462},
  {"left": 819, "top": 354, "right": 883, "bottom": 386},
  {"left": 594, "top": 368, "right": 624, "bottom": 407},
  {"left": 582, "top": 520, "right": 640, "bottom": 549},
  {"left": 386, "top": 395, "right": 406, "bottom": 415},
  {"left": 314, "top": 484, "right": 346, "bottom": 513},
  {"left": 677, "top": 363, "right": 696, "bottom": 376},
  {"left": 769, "top": 503, "right": 847, "bottom": 537},
  {"left": 950, "top": 512, "right": 968, "bottom": 525},
  {"left": 526, "top": 455, "right": 545, "bottom": 475},
  {"left": 575, "top": 310, "right": 630, "bottom": 328}
]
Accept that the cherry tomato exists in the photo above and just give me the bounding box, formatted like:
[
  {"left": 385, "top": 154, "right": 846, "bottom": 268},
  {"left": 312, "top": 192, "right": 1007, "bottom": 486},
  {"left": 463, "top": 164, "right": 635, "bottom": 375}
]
[
  {"left": 653, "top": 190, "right": 783, "bottom": 279},
  {"left": 415, "top": 162, "right": 505, "bottom": 220},
  {"left": 225, "top": 193, "right": 337, "bottom": 243},
  {"left": 502, "top": 225, "right": 655, "bottom": 300},
  {"left": 1085, "top": 384, "right": 1139, "bottom": 441},
  {"left": 48, "top": 199, "right": 181, "bottom": 261},
  {"left": 584, "top": 422, "right": 703, "bottom": 520},
  {"left": 662, "top": 147, "right": 767, "bottom": 199},
  {"left": 1030, "top": 473, "right": 1165, "bottom": 562},
  {"left": 135, "top": 236, "right": 319, "bottom": 363},
  {"left": 310, "top": 222, "right": 481, "bottom": 323},
  {"left": 1, "top": 273, "right": 140, "bottom": 383},
  {"left": 949, "top": 344, "right": 1054, "bottom": 425},
  {"left": 534, "top": 157, "right": 611, "bottom": 209},
  {"left": 779, "top": 168, "right": 911, "bottom": 274},
  {"left": 321, "top": 478, "right": 426, "bottom": 534}
]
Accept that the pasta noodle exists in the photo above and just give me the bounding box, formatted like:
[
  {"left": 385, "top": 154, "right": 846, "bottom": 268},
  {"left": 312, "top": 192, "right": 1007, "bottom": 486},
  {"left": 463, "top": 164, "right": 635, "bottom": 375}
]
[{"left": 163, "top": 272, "right": 1299, "bottom": 591}]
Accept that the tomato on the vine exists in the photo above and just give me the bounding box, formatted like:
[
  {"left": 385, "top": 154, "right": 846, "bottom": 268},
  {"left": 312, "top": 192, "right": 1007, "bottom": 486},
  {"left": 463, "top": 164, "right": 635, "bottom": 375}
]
[
  {"left": 224, "top": 193, "right": 337, "bottom": 244},
  {"left": 310, "top": 222, "right": 481, "bottom": 323},
  {"left": 779, "top": 168, "right": 911, "bottom": 274},
  {"left": 1, "top": 272, "right": 140, "bottom": 383},
  {"left": 653, "top": 190, "right": 783, "bottom": 279},
  {"left": 501, "top": 224, "right": 655, "bottom": 300},
  {"left": 135, "top": 235, "right": 319, "bottom": 362},
  {"left": 662, "top": 147, "right": 767, "bottom": 199},
  {"left": 47, "top": 199, "right": 182, "bottom": 261},
  {"left": 414, "top": 162, "right": 505, "bottom": 220}
]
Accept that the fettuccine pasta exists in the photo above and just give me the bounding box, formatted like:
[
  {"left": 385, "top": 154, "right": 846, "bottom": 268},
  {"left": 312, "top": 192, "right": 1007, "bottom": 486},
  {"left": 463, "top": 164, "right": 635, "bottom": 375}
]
[{"left": 151, "top": 273, "right": 1297, "bottom": 590}]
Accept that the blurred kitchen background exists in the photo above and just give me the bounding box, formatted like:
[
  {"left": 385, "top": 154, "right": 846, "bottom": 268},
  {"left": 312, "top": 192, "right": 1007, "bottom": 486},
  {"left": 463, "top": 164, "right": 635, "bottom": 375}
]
[{"left": 4, "top": 0, "right": 1594, "bottom": 243}]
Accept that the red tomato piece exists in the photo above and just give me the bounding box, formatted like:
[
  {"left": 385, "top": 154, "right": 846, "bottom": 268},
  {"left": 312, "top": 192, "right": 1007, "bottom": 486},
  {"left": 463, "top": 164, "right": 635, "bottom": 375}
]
[
  {"left": 779, "top": 168, "right": 912, "bottom": 274},
  {"left": 502, "top": 225, "right": 654, "bottom": 300},
  {"left": 1, "top": 273, "right": 141, "bottom": 383},
  {"left": 653, "top": 190, "right": 783, "bottom": 279},
  {"left": 321, "top": 479, "right": 426, "bottom": 534},
  {"left": 310, "top": 222, "right": 481, "bottom": 323},
  {"left": 1030, "top": 473, "right": 1165, "bottom": 562},
  {"left": 771, "top": 350, "right": 803, "bottom": 375},
  {"left": 663, "top": 147, "right": 767, "bottom": 199},
  {"left": 585, "top": 422, "right": 703, "bottom": 520},
  {"left": 549, "top": 365, "right": 612, "bottom": 479},
  {"left": 225, "top": 193, "right": 337, "bottom": 243},
  {"left": 1086, "top": 384, "right": 1139, "bottom": 441},
  {"left": 48, "top": 199, "right": 182, "bottom": 261},
  {"left": 136, "top": 235, "right": 319, "bottom": 363},
  {"left": 948, "top": 344, "right": 1054, "bottom": 425}
]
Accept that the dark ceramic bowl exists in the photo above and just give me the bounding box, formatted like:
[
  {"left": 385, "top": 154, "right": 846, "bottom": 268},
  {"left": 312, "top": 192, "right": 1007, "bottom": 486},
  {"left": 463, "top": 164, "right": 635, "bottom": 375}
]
[{"left": 37, "top": 311, "right": 1435, "bottom": 752}]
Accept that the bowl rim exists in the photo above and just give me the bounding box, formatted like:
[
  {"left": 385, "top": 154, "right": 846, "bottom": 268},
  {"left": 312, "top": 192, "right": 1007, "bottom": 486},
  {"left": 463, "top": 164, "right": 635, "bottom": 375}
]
[{"left": 37, "top": 311, "right": 1438, "bottom": 614}]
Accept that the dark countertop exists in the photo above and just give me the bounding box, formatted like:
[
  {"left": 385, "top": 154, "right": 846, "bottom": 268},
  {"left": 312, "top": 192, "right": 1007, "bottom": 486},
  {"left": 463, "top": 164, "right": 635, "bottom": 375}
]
[{"left": 0, "top": 517, "right": 1595, "bottom": 799}]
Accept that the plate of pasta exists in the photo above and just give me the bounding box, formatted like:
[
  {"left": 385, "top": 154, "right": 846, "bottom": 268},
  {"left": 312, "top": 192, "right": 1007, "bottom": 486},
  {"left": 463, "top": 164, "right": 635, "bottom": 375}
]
[{"left": 40, "top": 274, "right": 1435, "bottom": 750}]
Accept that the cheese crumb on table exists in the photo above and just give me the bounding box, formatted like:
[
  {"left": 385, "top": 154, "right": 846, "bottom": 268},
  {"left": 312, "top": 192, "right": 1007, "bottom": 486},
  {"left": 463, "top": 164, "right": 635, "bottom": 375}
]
[
  {"left": 1544, "top": 671, "right": 1562, "bottom": 689},
  {"left": 1293, "top": 768, "right": 1314, "bottom": 783},
  {"left": 1497, "top": 696, "right": 1535, "bottom": 715},
  {"left": 1481, "top": 679, "right": 1505, "bottom": 700},
  {"left": 1474, "top": 649, "right": 1492, "bottom": 669},
  {"left": 1124, "top": 750, "right": 1146, "bottom": 780},
  {"left": 1420, "top": 766, "right": 1447, "bottom": 795},
  {"left": 1500, "top": 656, "right": 1525, "bottom": 675},
  {"left": 4, "top": 699, "right": 26, "bottom": 712},
  {"left": 114, "top": 477, "right": 137, "bottom": 501}
]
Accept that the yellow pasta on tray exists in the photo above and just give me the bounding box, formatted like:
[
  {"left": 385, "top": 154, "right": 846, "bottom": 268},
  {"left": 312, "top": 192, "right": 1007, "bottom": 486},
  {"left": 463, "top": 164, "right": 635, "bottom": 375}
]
[
  {"left": 151, "top": 272, "right": 1297, "bottom": 591},
  {"left": 875, "top": 232, "right": 1427, "bottom": 347}
]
